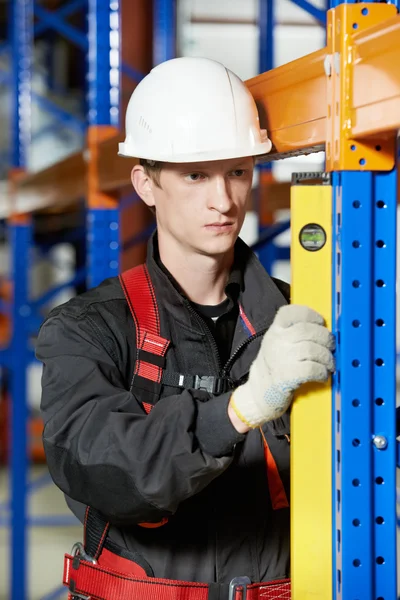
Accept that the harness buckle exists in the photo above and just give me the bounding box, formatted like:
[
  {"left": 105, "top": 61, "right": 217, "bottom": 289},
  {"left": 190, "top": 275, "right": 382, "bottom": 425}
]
[
  {"left": 194, "top": 375, "right": 234, "bottom": 394},
  {"left": 71, "top": 542, "right": 97, "bottom": 565},
  {"left": 194, "top": 375, "right": 217, "bottom": 394},
  {"left": 228, "top": 576, "right": 251, "bottom": 600},
  {"left": 69, "top": 543, "right": 96, "bottom": 599}
]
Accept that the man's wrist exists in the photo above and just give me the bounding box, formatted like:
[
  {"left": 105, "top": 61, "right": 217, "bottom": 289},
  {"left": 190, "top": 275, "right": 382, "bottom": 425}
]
[{"left": 228, "top": 396, "right": 251, "bottom": 434}]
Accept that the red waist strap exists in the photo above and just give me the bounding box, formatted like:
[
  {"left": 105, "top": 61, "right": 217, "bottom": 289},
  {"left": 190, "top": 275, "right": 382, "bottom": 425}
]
[{"left": 64, "top": 550, "right": 291, "bottom": 600}]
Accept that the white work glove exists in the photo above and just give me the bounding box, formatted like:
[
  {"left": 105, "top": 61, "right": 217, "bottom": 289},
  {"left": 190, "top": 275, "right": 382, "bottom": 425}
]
[{"left": 230, "top": 305, "right": 335, "bottom": 428}]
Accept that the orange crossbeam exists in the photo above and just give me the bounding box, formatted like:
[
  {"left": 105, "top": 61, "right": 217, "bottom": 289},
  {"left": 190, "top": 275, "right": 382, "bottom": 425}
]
[
  {"left": 352, "top": 13, "right": 400, "bottom": 138},
  {"left": 246, "top": 48, "right": 327, "bottom": 158},
  {"left": 8, "top": 151, "right": 86, "bottom": 217},
  {"left": 6, "top": 9, "right": 400, "bottom": 213},
  {"left": 246, "top": 8, "right": 400, "bottom": 162},
  {"left": 97, "top": 133, "right": 136, "bottom": 192}
]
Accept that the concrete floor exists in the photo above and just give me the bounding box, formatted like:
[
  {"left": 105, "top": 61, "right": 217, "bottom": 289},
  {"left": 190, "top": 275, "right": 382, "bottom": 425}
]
[{"left": 0, "top": 465, "right": 81, "bottom": 600}]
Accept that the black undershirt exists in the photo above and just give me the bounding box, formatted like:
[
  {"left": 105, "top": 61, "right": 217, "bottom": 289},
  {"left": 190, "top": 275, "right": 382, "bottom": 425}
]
[
  {"left": 191, "top": 298, "right": 239, "bottom": 368},
  {"left": 154, "top": 235, "right": 242, "bottom": 370}
]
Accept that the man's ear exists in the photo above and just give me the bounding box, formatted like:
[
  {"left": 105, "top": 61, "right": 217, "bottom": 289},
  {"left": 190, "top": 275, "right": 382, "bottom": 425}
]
[{"left": 131, "top": 165, "right": 155, "bottom": 209}]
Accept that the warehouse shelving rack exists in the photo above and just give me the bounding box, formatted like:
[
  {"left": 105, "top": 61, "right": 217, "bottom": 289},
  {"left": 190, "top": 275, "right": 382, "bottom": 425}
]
[
  {"left": 0, "top": 1, "right": 174, "bottom": 599},
  {"left": 1, "top": 0, "right": 399, "bottom": 599},
  {"left": 257, "top": 0, "right": 329, "bottom": 275}
]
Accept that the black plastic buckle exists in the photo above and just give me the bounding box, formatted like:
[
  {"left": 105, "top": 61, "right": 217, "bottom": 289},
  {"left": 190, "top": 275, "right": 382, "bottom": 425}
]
[
  {"left": 228, "top": 576, "right": 251, "bottom": 600},
  {"left": 194, "top": 375, "right": 217, "bottom": 394},
  {"left": 194, "top": 375, "right": 234, "bottom": 395}
]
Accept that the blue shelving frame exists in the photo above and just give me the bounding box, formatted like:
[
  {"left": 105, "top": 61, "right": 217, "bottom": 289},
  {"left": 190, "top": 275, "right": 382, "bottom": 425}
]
[
  {"left": 1, "top": 2, "right": 88, "bottom": 600},
  {"left": 2, "top": 1, "right": 399, "bottom": 599},
  {"left": 0, "top": 1, "right": 176, "bottom": 598},
  {"left": 332, "top": 171, "right": 398, "bottom": 600},
  {"left": 330, "top": 2, "right": 399, "bottom": 599}
]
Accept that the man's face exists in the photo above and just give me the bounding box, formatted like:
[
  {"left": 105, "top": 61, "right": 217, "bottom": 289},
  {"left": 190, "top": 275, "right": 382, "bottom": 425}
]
[{"left": 148, "top": 157, "right": 254, "bottom": 257}]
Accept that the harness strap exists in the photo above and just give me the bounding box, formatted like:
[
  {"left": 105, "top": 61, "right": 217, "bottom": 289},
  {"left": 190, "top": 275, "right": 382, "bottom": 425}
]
[
  {"left": 120, "top": 264, "right": 170, "bottom": 413},
  {"left": 161, "top": 371, "right": 234, "bottom": 395},
  {"left": 260, "top": 429, "right": 289, "bottom": 511},
  {"left": 64, "top": 552, "right": 291, "bottom": 600},
  {"left": 84, "top": 507, "right": 110, "bottom": 561}
]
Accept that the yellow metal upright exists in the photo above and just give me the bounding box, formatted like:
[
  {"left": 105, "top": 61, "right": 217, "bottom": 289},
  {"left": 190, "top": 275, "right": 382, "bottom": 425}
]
[{"left": 290, "top": 174, "right": 333, "bottom": 600}]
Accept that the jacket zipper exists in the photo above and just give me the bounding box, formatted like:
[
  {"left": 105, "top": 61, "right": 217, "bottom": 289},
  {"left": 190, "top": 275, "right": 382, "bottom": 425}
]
[
  {"left": 221, "top": 329, "right": 267, "bottom": 379},
  {"left": 183, "top": 299, "right": 222, "bottom": 372},
  {"left": 185, "top": 300, "right": 267, "bottom": 384}
]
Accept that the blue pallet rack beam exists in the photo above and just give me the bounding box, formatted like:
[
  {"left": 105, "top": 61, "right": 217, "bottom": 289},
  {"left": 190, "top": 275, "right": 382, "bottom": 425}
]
[
  {"left": 34, "top": 0, "right": 87, "bottom": 37},
  {"left": 34, "top": 1, "right": 88, "bottom": 50}
]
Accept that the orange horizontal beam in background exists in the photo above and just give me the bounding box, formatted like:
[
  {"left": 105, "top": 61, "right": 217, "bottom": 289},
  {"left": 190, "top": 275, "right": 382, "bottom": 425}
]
[
  {"left": 6, "top": 10, "right": 400, "bottom": 216},
  {"left": 246, "top": 48, "right": 327, "bottom": 158},
  {"left": 97, "top": 133, "right": 137, "bottom": 192},
  {"left": 6, "top": 152, "right": 86, "bottom": 218},
  {"left": 352, "top": 12, "right": 400, "bottom": 138}
]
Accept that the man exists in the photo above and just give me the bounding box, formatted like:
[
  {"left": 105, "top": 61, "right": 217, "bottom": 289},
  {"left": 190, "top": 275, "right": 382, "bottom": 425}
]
[{"left": 36, "top": 57, "right": 334, "bottom": 597}]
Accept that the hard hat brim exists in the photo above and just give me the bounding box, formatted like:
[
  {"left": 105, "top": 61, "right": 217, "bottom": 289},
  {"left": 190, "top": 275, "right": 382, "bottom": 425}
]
[{"left": 118, "top": 140, "right": 272, "bottom": 163}]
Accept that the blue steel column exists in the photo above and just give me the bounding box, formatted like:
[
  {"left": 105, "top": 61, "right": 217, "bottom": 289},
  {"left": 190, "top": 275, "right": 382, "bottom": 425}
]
[
  {"left": 153, "top": 0, "right": 176, "bottom": 66},
  {"left": 9, "top": 2, "right": 33, "bottom": 599},
  {"left": 10, "top": 1, "right": 32, "bottom": 169},
  {"left": 87, "top": 0, "right": 120, "bottom": 289},
  {"left": 330, "top": 3, "right": 398, "bottom": 600},
  {"left": 372, "top": 167, "right": 397, "bottom": 598},
  {"left": 333, "top": 169, "right": 397, "bottom": 600},
  {"left": 257, "top": 0, "right": 276, "bottom": 274}
]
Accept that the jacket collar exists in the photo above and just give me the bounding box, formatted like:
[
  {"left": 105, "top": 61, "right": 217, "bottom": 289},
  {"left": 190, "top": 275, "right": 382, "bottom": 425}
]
[{"left": 146, "top": 231, "right": 288, "bottom": 335}]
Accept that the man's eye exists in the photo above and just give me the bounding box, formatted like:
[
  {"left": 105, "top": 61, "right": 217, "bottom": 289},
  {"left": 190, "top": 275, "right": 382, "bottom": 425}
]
[
  {"left": 185, "top": 173, "right": 203, "bottom": 182},
  {"left": 231, "top": 169, "right": 245, "bottom": 177}
]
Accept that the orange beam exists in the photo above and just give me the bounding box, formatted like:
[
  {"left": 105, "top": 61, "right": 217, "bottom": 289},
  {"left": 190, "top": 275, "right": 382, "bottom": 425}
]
[
  {"left": 325, "top": 2, "right": 397, "bottom": 172},
  {"left": 9, "top": 151, "right": 86, "bottom": 217},
  {"left": 246, "top": 48, "right": 327, "bottom": 158},
  {"left": 87, "top": 126, "right": 120, "bottom": 208},
  {"left": 246, "top": 8, "right": 400, "bottom": 162},
  {"left": 97, "top": 133, "right": 136, "bottom": 192},
  {"left": 5, "top": 9, "right": 400, "bottom": 213},
  {"left": 352, "top": 12, "right": 400, "bottom": 138}
]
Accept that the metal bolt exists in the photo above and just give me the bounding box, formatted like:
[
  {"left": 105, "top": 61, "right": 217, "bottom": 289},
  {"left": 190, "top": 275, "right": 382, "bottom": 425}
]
[
  {"left": 373, "top": 435, "right": 388, "bottom": 450},
  {"left": 324, "top": 54, "right": 332, "bottom": 77}
]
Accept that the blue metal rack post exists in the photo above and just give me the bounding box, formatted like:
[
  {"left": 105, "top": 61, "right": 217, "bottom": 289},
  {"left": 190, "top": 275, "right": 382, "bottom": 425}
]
[
  {"left": 330, "top": 2, "right": 398, "bottom": 599},
  {"left": 8, "top": 2, "right": 33, "bottom": 598},
  {"left": 86, "top": 0, "right": 121, "bottom": 289},
  {"left": 2, "top": 3, "right": 88, "bottom": 599},
  {"left": 257, "top": 0, "right": 277, "bottom": 274},
  {"left": 153, "top": 0, "right": 176, "bottom": 66}
]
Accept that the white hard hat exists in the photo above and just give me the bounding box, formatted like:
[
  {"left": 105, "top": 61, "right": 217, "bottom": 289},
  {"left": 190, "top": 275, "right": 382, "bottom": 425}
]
[{"left": 118, "top": 57, "right": 272, "bottom": 163}]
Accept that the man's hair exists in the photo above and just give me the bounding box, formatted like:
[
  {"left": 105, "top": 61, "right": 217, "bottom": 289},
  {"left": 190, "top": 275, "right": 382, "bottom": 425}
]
[{"left": 140, "top": 158, "right": 163, "bottom": 188}]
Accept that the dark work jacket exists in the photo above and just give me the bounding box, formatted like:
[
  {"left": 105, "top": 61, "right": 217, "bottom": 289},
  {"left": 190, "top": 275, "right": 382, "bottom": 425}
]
[{"left": 36, "top": 234, "right": 291, "bottom": 585}]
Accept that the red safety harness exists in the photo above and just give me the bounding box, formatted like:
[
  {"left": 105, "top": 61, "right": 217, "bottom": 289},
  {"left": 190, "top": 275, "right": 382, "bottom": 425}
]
[{"left": 63, "top": 264, "right": 291, "bottom": 600}]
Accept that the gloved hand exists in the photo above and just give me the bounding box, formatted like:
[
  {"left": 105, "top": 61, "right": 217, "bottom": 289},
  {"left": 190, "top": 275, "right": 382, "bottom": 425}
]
[{"left": 230, "top": 304, "right": 335, "bottom": 429}]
